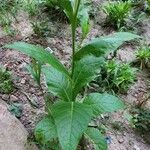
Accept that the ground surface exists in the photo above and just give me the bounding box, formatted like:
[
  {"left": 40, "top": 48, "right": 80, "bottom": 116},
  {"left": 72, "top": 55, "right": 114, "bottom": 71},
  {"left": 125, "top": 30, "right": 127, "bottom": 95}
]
[{"left": 0, "top": 0, "right": 150, "bottom": 150}]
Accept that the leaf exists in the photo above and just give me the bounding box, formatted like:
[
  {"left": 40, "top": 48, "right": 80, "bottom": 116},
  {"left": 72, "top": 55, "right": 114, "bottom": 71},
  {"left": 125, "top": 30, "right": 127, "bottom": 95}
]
[
  {"left": 85, "top": 128, "right": 107, "bottom": 150},
  {"left": 4, "top": 42, "right": 69, "bottom": 76},
  {"left": 84, "top": 93, "right": 125, "bottom": 116},
  {"left": 75, "top": 32, "right": 141, "bottom": 60},
  {"left": 42, "top": 66, "right": 73, "bottom": 101},
  {"left": 73, "top": 55, "right": 104, "bottom": 98},
  {"left": 52, "top": 101, "right": 93, "bottom": 150},
  {"left": 59, "top": 0, "right": 73, "bottom": 22},
  {"left": 35, "top": 116, "right": 57, "bottom": 144},
  {"left": 78, "top": 4, "right": 90, "bottom": 39}
]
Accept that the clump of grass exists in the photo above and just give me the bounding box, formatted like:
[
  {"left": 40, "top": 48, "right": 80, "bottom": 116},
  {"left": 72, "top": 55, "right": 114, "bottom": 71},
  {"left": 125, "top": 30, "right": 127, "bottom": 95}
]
[
  {"left": 96, "top": 60, "right": 137, "bottom": 93},
  {"left": 103, "top": 0, "right": 132, "bottom": 29},
  {"left": 0, "top": 66, "right": 14, "bottom": 94},
  {"left": 135, "top": 46, "right": 150, "bottom": 69}
]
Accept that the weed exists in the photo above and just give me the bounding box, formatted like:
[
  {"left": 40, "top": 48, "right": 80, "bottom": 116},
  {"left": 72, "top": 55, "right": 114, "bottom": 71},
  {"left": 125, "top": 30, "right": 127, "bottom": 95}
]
[
  {"left": 22, "top": 0, "right": 41, "bottom": 17},
  {"left": 96, "top": 60, "right": 137, "bottom": 93},
  {"left": 0, "top": 66, "right": 14, "bottom": 94},
  {"left": 5, "top": 0, "right": 140, "bottom": 149},
  {"left": 103, "top": 0, "right": 132, "bottom": 29},
  {"left": 131, "top": 108, "right": 150, "bottom": 142},
  {"left": 135, "top": 46, "right": 150, "bottom": 69}
]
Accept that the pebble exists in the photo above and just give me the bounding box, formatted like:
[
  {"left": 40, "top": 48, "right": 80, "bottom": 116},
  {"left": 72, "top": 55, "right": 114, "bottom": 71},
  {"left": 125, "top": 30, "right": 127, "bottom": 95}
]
[
  {"left": 21, "top": 78, "right": 26, "bottom": 84},
  {"left": 133, "top": 144, "right": 140, "bottom": 150},
  {"left": 2, "top": 94, "right": 9, "bottom": 101},
  {"left": 118, "top": 138, "right": 124, "bottom": 143},
  {"left": 10, "top": 95, "right": 18, "bottom": 102}
]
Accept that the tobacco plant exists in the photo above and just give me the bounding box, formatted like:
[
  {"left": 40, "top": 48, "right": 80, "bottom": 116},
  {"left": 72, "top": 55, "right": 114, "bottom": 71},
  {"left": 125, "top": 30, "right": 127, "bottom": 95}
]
[{"left": 4, "top": 0, "right": 141, "bottom": 149}]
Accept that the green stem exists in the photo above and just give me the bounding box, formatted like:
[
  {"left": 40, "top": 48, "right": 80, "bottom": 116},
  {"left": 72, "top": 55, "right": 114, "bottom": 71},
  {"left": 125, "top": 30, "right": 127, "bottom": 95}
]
[{"left": 71, "top": 0, "right": 81, "bottom": 78}]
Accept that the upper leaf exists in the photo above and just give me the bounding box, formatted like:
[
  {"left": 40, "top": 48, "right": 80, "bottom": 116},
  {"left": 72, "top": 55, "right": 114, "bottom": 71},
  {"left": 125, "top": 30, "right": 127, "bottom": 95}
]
[
  {"left": 74, "top": 32, "right": 141, "bottom": 60},
  {"left": 59, "top": 0, "right": 73, "bottom": 22},
  {"left": 78, "top": 3, "right": 90, "bottom": 40},
  {"left": 35, "top": 116, "right": 57, "bottom": 144},
  {"left": 4, "top": 42, "right": 69, "bottom": 76},
  {"left": 42, "top": 66, "right": 73, "bottom": 101},
  {"left": 73, "top": 55, "right": 104, "bottom": 98},
  {"left": 52, "top": 101, "right": 93, "bottom": 150},
  {"left": 84, "top": 93, "right": 125, "bottom": 116},
  {"left": 85, "top": 128, "right": 107, "bottom": 150}
]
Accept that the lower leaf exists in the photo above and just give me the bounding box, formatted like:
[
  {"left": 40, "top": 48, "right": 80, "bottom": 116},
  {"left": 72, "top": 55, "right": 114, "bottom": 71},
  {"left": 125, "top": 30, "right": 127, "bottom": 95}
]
[
  {"left": 84, "top": 93, "right": 125, "bottom": 117},
  {"left": 85, "top": 128, "right": 107, "bottom": 150},
  {"left": 35, "top": 116, "right": 57, "bottom": 145},
  {"left": 52, "top": 101, "right": 93, "bottom": 150}
]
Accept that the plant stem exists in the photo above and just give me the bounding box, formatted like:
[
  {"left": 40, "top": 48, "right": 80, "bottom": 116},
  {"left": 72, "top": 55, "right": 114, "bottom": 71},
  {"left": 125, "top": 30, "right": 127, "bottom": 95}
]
[
  {"left": 79, "top": 135, "right": 86, "bottom": 150},
  {"left": 71, "top": 0, "right": 81, "bottom": 78}
]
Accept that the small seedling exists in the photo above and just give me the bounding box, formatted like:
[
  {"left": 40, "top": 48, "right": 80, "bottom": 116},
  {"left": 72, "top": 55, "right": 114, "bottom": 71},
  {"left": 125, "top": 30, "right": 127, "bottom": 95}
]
[
  {"left": 135, "top": 46, "right": 150, "bottom": 69},
  {"left": 0, "top": 66, "right": 14, "bottom": 94}
]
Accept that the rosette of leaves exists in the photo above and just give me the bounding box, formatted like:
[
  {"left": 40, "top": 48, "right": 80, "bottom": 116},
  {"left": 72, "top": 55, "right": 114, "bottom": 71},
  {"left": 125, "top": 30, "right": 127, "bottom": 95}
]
[
  {"left": 103, "top": 0, "right": 132, "bottom": 29},
  {"left": 5, "top": 0, "right": 141, "bottom": 149},
  {"left": 96, "top": 60, "right": 137, "bottom": 93},
  {"left": 136, "top": 46, "right": 150, "bottom": 69}
]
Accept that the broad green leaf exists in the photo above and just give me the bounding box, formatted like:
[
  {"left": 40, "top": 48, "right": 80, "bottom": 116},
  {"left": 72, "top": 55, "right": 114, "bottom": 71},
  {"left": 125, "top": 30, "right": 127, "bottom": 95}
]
[
  {"left": 73, "top": 55, "right": 104, "bottom": 98},
  {"left": 52, "top": 101, "right": 93, "bottom": 150},
  {"left": 85, "top": 128, "right": 107, "bottom": 150},
  {"left": 42, "top": 66, "right": 73, "bottom": 101},
  {"left": 4, "top": 42, "right": 69, "bottom": 76},
  {"left": 84, "top": 93, "right": 125, "bottom": 116},
  {"left": 75, "top": 32, "right": 141, "bottom": 60},
  {"left": 35, "top": 116, "right": 57, "bottom": 144}
]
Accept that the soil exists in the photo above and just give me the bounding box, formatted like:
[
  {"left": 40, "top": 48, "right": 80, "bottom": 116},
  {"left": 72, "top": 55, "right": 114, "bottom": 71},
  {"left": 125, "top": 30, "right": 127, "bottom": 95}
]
[{"left": 0, "top": 0, "right": 150, "bottom": 150}]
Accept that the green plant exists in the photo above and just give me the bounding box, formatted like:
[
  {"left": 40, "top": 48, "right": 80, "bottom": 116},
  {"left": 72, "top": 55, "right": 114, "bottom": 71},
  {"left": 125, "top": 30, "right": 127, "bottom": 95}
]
[
  {"left": 96, "top": 60, "right": 137, "bottom": 93},
  {"left": 103, "top": 0, "right": 132, "bottom": 29},
  {"left": 4, "top": 0, "right": 141, "bottom": 149},
  {"left": 136, "top": 46, "right": 150, "bottom": 69},
  {"left": 22, "top": 0, "right": 41, "bottom": 16},
  {"left": 131, "top": 108, "right": 150, "bottom": 139},
  {"left": 145, "top": 0, "right": 150, "bottom": 13},
  {"left": 0, "top": 66, "right": 14, "bottom": 94}
]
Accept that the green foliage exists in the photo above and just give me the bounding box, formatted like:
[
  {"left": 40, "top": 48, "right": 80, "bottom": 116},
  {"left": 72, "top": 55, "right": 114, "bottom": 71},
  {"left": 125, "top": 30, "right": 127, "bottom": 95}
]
[
  {"left": 0, "top": 0, "right": 20, "bottom": 35},
  {"left": 132, "top": 108, "right": 150, "bottom": 135},
  {"left": 96, "top": 60, "right": 137, "bottom": 93},
  {"left": 136, "top": 46, "right": 150, "bottom": 69},
  {"left": 0, "top": 66, "right": 14, "bottom": 94},
  {"left": 145, "top": 0, "right": 150, "bottom": 13},
  {"left": 103, "top": 0, "right": 132, "bottom": 29},
  {"left": 21, "top": 0, "right": 41, "bottom": 16},
  {"left": 4, "top": 0, "right": 141, "bottom": 149},
  {"left": 8, "top": 103, "right": 22, "bottom": 118},
  {"left": 85, "top": 128, "right": 107, "bottom": 150},
  {"left": 26, "top": 58, "right": 42, "bottom": 86}
]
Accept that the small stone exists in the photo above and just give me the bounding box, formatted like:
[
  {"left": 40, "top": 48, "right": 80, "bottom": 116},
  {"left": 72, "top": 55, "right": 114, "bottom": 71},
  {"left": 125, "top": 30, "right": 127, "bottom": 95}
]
[
  {"left": 2, "top": 94, "right": 9, "bottom": 101},
  {"left": 118, "top": 138, "right": 124, "bottom": 143},
  {"left": 133, "top": 144, "right": 140, "bottom": 150},
  {"left": 10, "top": 95, "right": 18, "bottom": 102},
  {"left": 21, "top": 79, "right": 26, "bottom": 84}
]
